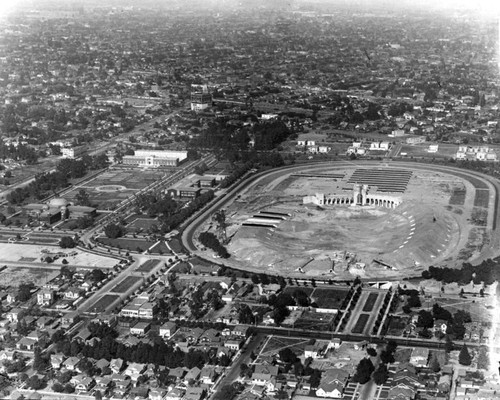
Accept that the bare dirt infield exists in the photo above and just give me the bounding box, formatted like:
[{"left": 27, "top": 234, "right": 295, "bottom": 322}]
[{"left": 218, "top": 163, "right": 494, "bottom": 280}]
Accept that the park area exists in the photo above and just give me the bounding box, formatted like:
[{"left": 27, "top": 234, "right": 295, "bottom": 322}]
[{"left": 62, "top": 167, "right": 168, "bottom": 210}]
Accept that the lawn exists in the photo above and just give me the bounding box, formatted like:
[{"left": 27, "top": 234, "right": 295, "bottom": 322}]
[
  {"left": 136, "top": 259, "right": 162, "bottom": 273},
  {"left": 167, "top": 238, "right": 184, "bottom": 253},
  {"left": 351, "top": 314, "right": 370, "bottom": 334},
  {"left": 149, "top": 241, "right": 172, "bottom": 255},
  {"left": 449, "top": 188, "right": 466, "bottom": 206},
  {"left": 97, "top": 237, "right": 156, "bottom": 252},
  {"left": 111, "top": 276, "right": 142, "bottom": 293},
  {"left": 361, "top": 292, "right": 379, "bottom": 313},
  {"left": 88, "top": 294, "right": 120, "bottom": 313},
  {"left": 474, "top": 189, "right": 490, "bottom": 208}
]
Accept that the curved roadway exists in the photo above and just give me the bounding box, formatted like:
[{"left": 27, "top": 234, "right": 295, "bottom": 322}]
[{"left": 181, "top": 160, "right": 500, "bottom": 278}]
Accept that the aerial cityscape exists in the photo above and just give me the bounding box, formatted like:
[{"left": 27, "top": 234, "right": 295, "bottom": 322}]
[{"left": 1, "top": 0, "right": 500, "bottom": 399}]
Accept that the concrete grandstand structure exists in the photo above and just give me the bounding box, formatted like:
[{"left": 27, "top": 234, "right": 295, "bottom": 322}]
[{"left": 303, "top": 184, "right": 402, "bottom": 209}]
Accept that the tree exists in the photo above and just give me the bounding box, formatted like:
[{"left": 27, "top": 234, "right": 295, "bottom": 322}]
[
  {"left": 459, "top": 344, "right": 472, "bottom": 366},
  {"left": 59, "top": 236, "right": 76, "bottom": 249},
  {"left": 104, "top": 223, "right": 125, "bottom": 239},
  {"left": 75, "top": 189, "right": 91, "bottom": 206},
  {"left": 353, "top": 358, "right": 374, "bottom": 384},
  {"left": 417, "top": 310, "right": 434, "bottom": 328},
  {"left": 367, "top": 348, "right": 377, "bottom": 357},
  {"left": 429, "top": 354, "right": 441, "bottom": 372},
  {"left": 445, "top": 336, "right": 454, "bottom": 353},
  {"left": 17, "top": 282, "right": 34, "bottom": 302},
  {"left": 372, "top": 364, "right": 389, "bottom": 385},
  {"left": 279, "top": 348, "right": 298, "bottom": 364}
]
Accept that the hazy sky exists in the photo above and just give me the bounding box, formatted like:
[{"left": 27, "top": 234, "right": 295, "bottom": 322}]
[{"left": 1, "top": 0, "right": 500, "bottom": 19}]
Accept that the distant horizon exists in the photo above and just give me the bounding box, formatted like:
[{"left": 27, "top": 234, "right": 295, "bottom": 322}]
[{"left": 1, "top": 0, "right": 500, "bottom": 11}]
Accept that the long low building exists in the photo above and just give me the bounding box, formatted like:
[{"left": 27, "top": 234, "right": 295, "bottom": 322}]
[{"left": 122, "top": 149, "right": 188, "bottom": 168}]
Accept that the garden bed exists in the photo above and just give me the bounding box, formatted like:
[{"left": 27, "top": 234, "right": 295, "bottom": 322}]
[
  {"left": 361, "top": 292, "right": 379, "bottom": 312},
  {"left": 351, "top": 313, "right": 369, "bottom": 334},
  {"left": 111, "top": 276, "right": 143, "bottom": 293}
]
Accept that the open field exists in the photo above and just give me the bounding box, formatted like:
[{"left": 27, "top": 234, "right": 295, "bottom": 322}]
[
  {"left": 399, "top": 143, "right": 459, "bottom": 159},
  {"left": 0, "top": 243, "right": 117, "bottom": 268},
  {"left": 0, "top": 266, "right": 59, "bottom": 288},
  {"left": 216, "top": 162, "right": 494, "bottom": 279}
]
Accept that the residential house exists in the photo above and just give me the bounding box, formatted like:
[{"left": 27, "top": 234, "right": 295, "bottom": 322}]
[
  {"left": 64, "top": 287, "right": 83, "bottom": 300},
  {"left": 61, "top": 311, "right": 80, "bottom": 328},
  {"left": 304, "top": 343, "right": 328, "bottom": 359},
  {"left": 433, "top": 320, "right": 447, "bottom": 335},
  {"left": 0, "top": 350, "right": 16, "bottom": 362},
  {"left": 159, "top": 321, "right": 177, "bottom": 338},
  {"left": 71, "top": 374, "right": 95, "bottom": 391},
  {"left": 184, "top": 327, "right": 204, "bottom": 344},
  {"left": 224, "top": 339, "right": 242, "bottom": 351},
  {"left": 50, "top": 354, "right": 65, "bottom": 370},
  {"left": 199, "top": 329, "right": 220, "bottom": 346},
  {"left": 168, "top": 366, "right": 186, "bottom": 382},
  {"left": 149, "top": 389, "right": 168, "bottom": 400},
  {"left": 166, "top": 388, "right": 185, "bottom": 400},
  {"left": 315, "top": 368, "right": 350, "bottom": 398},
  {"left": 262, "top": 312, "right": 275, "bottom": 325},
  {"left": 123, "top": 362, "right": 146, "bottom": 381},
  {"left": 184, "top": 366, "right": 201, "bottom": 385},
  {"left": 16, "top": 337, "right": 37, "bottom": 351},
  {"left": 232, "top": 325, "right": 249, "bottom": 338},
  {"left": 37, "top": 289, "right": 54, "bottom": 306},
  {"left": 95, "top": 358, "right": 110, "bottom": 371},
  {"left": 410, "top": 347, "right": 429, "bottom": 368},
  {"left": 74, "top": 328, "right": 92, "bottom": 343},
  {"left": 110, "top": 358, "right": 124, "bottom": 373},
  {"left": 63, "top": 356, "right": 81, "bottom": 371},
  {"left": 252, "top": 364, "right": 279, "bottom": 386},
  {"left": 36, "top": 316, "right": 54, "bottom": 329},
  {"left": 6, "top": 308, "right": 22, "bottom": 323},
  {"left": 130, "top": 386, "right": 149, "bottom": 399},
  {"left": 438, "top": 375, "right": 451, "bottom": 393},
  {"left": 200, "top": 366, "right": 218, "bottom": 385},
  {"left": 184, "top": 387, "right": 205, "bottom": 400},
  {"left": 94, "top": 376, "right": 112, "bottom": 394},
  {"left": 329, "top": 338, "right": 342, "bottom": 350},
  {"left": 114, "top": 377, "right": 132, "bottom": 396}
]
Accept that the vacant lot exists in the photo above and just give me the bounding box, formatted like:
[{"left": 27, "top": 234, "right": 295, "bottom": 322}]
[{"left": 312, "top": 287, "right": 350, "bottom": 309}]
